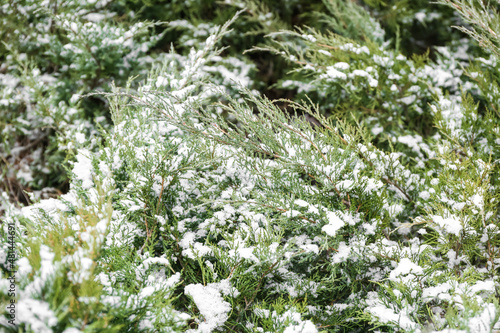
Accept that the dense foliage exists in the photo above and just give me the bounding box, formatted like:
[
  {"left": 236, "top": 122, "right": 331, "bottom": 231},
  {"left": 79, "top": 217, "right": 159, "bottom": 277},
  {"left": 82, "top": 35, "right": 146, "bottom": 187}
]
[{"left": 1, "top": 0, "right": 500, "bottom": 332}]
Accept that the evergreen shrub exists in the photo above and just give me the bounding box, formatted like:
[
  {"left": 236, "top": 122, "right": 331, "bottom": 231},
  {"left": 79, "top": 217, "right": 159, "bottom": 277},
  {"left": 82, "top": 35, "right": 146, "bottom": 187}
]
[{"left": 1, "top": 0, "right": 500, "bottom": 332}]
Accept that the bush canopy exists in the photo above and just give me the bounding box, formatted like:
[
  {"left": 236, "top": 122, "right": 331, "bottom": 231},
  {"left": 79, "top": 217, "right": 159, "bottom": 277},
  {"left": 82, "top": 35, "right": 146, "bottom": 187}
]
[{"left": 1, "top": 0, "right": 500, "bottom": 332}]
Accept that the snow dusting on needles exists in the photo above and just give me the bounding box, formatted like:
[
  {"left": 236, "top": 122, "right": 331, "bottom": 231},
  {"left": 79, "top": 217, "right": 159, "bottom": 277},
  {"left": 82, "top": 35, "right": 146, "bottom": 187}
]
[{"left": 3, "top": 2, "right": 500, "bottom": 332}]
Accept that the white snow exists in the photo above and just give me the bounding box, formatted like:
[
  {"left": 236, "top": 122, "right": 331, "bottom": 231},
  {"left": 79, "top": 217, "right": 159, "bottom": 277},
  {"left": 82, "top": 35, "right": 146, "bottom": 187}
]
[
  {"left": 415, "top": 12, "right": 426, "bottom": 23},
  {"left": 321, "top": 212, "right": 345, "bottom": 237},
  {"left": 351, "top": 69, "right": 369, "bottom": 77},
  {"left": 422, "top": 282, "right": 452, "bottom": 301},
  {"left": 371, "top": 125, "right": 384, "bottom": 136},
  {"left": 285, "top": 210, "right": 302, "bottom": 218},
  {"left": 300, "top": 244, "right": 319, "bottom": 254},
  {"left": 283, "top": 319, "right": 318, "bottom": 333},
  {"left": 331, "top": 242, "right": 350, "bottom": 264},
  {"left": 142, "top": 257, "right": 170, "bottom": 270},
  {"left": 321, "top": 66, "right": 347, "bottom": 80},
  {"left": 302, "top": 34, "right": 316, "bottom": 42},
  {"left": 367, "top": 304, "right": 417, "bottom": 331},
  {"left": 72, "top": 149, "right": 94, "bottom": 189},
  {"left": 61, "top": 328, "right": 83, "bottom": 333},
  {"left": 74, "top": 132, "right": 86, "bottom": 144},
  {"left": 333, "top": 62, "right": 349, "bottom": 70},
  {"left": 432, "top": 215, "right": 462, "bottom": 236},
  {"left": 16, "top": 299, "right": 58, "bottom": 333},
  {"left": 419, "top": 191, "right": 431, "bottom": 200},
  {"left": 399, "top": 95, "right": 417, "bottom": 105},
  {"left": 185, "top": 281, "right": 232, "bottom": 333},
  {"left": 469, "top": 194, "right": 484, "bottom": 210},
  {"left": 389, "top": 258, "right": 423, "bottom": 281},
  {"left": 294, "top": 199, "right": 309, "bottom": 207},
  {"left": 83, "top": 13, "right": 106, "bottom": 22},
  {"left": 318, "top": 49, "right": 331, "bottom": 56},
  {"left": 468, "top": 303, "right": 498, "bottom": 333},
  {"left": 471, "top": 280, "right": 496, "bottom": 294}
]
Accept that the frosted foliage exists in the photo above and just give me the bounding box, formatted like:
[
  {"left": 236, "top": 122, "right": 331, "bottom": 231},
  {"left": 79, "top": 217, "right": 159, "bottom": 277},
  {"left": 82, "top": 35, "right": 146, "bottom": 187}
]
[{"left": 2, "top": 1, "right": 500, "bottom": 332}]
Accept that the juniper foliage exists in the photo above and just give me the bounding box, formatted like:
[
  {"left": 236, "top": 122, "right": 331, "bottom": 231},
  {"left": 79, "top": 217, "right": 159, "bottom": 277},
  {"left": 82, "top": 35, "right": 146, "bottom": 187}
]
[{"left": 1, "top": 1, "right": 500, "bottom": 332}]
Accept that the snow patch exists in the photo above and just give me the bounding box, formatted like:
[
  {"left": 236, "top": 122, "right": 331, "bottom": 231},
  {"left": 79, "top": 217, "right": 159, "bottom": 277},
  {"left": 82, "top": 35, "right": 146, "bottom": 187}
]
[
  {"left": 73, "top": 149, "right": 94, "bottom": 189},
  {"left": 185, "top": 281, "right": 233, "bottom": 333}
]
